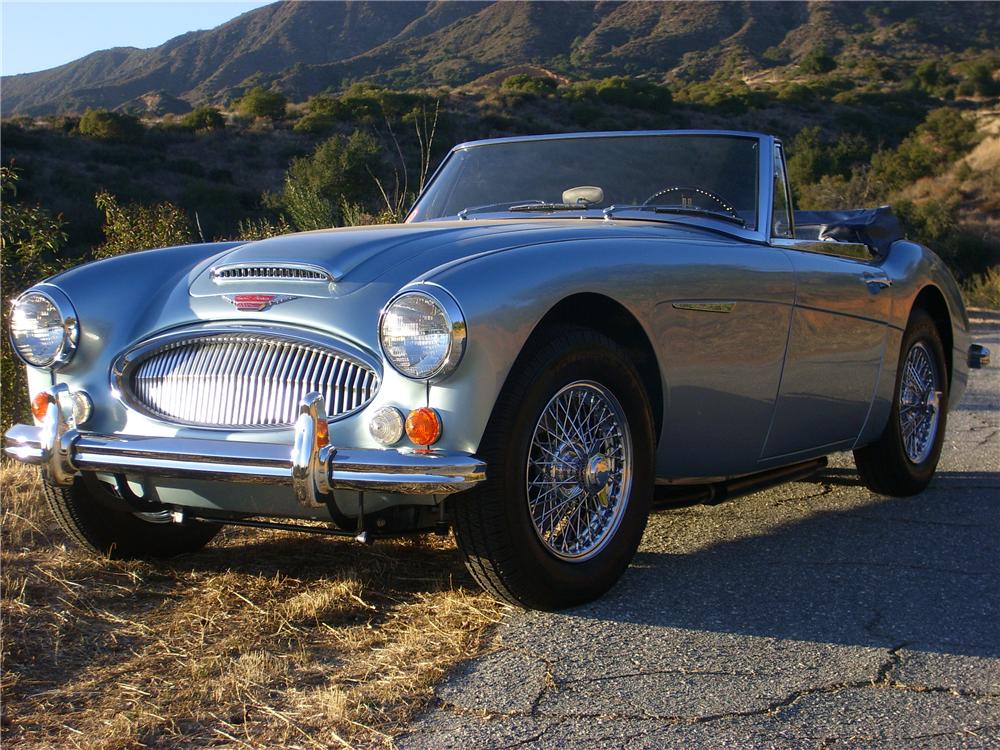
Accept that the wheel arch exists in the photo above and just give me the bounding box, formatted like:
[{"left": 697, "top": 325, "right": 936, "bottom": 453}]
[
  {"left": 912, "top": 284, "right": 953, "bottom": 391},
  {"left": 508, "top": 292, "right": 664, "bottom": 442}
]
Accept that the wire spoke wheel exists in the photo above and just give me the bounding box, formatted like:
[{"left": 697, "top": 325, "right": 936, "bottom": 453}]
[
  {"left": 898, "top": 341, "right": 942, "bottom": 464},
  {"left": 526, "top": 380, "right": 633, "bottom": 562}
]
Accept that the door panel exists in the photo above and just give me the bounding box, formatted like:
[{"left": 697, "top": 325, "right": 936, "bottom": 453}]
[
  {"left": 654, "top": 244, "right": 795, "bottom": 478},
  {"left": 762, "top": 247, "right": 890, "bottom": 458}
]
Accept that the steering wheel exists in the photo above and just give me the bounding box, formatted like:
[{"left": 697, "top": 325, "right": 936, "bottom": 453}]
[{"left": 641, "top": 186, "right": 741, "bottom": 220}]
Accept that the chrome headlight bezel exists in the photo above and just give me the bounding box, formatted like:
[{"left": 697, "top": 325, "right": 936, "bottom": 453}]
[
  {"left": 378, "top": 286, "right": 467, "bottom": 382},
  {"left": 9, "top": 286, "right": 79, "bottom": 369}
]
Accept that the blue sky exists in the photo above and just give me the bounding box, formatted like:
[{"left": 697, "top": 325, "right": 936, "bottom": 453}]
[{"left": 2, "top": 1, "right": 273, "bottom": 76}]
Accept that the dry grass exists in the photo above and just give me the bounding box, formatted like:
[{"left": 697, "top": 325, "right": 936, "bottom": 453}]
[{"left": 0, "top": 461, "right": 506, "bottom": 749}]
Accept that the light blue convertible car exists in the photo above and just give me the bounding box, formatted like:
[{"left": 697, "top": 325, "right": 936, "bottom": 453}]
[{"left": 5, "top": 131, "right": 990, "bottom": 609}]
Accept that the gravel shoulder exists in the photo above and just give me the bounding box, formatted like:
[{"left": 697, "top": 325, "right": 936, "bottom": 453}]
[{"left": 401, "top": 318, "right": 1000, "bottom": 750}]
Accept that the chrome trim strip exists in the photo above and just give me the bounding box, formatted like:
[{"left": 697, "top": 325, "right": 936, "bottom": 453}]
[
  {"left": 4, "top": 392, "right": 486, "bottom": 500},
  {"left": 770, "top": 237, "right": 874, "bottom": 261},
  {"left": 111, "top": 323, "right": 381, "bottom": 430},
  {"left": 672, "top": 301, "right": 737, "bottom": 314}
]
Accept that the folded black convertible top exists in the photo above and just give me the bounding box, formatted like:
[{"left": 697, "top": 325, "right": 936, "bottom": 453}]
[{"left": 793, "top": 206, "right": 903, "bottom": 256}]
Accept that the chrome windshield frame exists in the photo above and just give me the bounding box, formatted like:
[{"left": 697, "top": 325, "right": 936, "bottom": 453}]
[{"left": 407, "top": 130, "right": 775, "bottom": 244}]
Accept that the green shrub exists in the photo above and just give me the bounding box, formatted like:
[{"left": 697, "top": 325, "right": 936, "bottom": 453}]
[
  {"left": 280, "top": 131, "right": 384, "bottom": 231},
  {"left": 872, "top": 108, "right": 980, "bottom": 191},
  {"left": 93, "top": 191, "right": 192, "bottom": 259},
  {"left": 500, "top": 74, "right": 558, "bottom": 96},
  {"left": 179, "top": 106, "right": 225, "bottom": 131},
  {"left": 799, "top": 50, "right": 837, "bottom": 75},
  {"left": 1, "top": 165, "right": 68, "bottom": 430},
  {"left": 566, "top": 77, "right": 672, "bottom": 113},
  {"left": 237, "top": 87, "right": 287, "bottom": 121},
  {"left": 78, "top": 108, "right": 143, "bottom": 143}
]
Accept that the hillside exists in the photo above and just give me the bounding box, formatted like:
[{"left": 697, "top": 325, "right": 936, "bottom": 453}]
[{"left": 3, "top": 0, "right": 998, "bottom": 115}]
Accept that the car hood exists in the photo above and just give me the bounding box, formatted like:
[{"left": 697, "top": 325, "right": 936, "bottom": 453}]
[{"left": 189, "top": 221, "right": 549, "bottom": 298}]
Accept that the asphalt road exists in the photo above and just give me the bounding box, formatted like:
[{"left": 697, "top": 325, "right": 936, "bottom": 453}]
[{"left": 402, "top": 318, "right": 1000, "bottom": 750}]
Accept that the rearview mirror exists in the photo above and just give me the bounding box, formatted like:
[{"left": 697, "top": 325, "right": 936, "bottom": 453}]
[{"left": 562, "top": 186, "right": 604, "bottom": 206}]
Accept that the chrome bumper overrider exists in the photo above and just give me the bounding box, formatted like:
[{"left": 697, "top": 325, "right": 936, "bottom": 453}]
[{"left": 3, "top": 385, "right": 486, "bottom": 508}]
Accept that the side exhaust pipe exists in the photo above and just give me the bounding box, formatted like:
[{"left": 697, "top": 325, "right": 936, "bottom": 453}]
[{"left": 655, "top": 457, "right": 828, "bottom": 507}]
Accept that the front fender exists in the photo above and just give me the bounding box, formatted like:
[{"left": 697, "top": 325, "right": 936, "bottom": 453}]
[{"left": 419, "top": 238, "right": 666, "bottom": 454}]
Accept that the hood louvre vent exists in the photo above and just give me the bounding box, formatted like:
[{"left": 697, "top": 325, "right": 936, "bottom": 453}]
[{"left": 211, "top": 263, "right": 332, "bottom": 283}]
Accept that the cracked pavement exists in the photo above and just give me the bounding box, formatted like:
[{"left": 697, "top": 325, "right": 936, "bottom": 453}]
[{"left": 402, "top": 317, "right": 1000, "bottom": 749}]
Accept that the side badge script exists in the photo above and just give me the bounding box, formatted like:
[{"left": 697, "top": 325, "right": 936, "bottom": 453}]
[{"left": 223, "top": 294, "right": 297, "bottom": 312}]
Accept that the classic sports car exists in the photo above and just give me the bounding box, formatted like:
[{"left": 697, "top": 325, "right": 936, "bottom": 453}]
[{"left": 5, "top": 130, "right": 991, "bottom": 609}]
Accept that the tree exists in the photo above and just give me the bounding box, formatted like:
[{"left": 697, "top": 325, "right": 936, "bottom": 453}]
[
  {"left": 237, "top": 86, "right": 287, "bottom": 120},
  {"left": 93, "top": 192, "right": 192, "bottom": 259},
  {"left": 180, "top": 106, "right": 225, "bottom": 131},
  {"left": 78, "top": 108, "right": 143, "bottom": 142}
]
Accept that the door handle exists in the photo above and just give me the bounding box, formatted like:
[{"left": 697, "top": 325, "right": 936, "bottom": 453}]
[{"left": 862, "top": 272, "right": 892, "bottom": 289}]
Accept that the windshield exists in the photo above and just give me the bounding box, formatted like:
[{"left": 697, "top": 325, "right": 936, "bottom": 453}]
[{"left": 408, "top": 133, "right": 760, "bottom": 230}]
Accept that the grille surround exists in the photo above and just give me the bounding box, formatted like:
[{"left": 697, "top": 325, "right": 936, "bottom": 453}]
[{"left": 113, "top": 325, "right": 380, "bottom": 430}]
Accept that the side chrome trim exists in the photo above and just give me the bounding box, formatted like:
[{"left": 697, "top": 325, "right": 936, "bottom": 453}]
[
  {"left": 4, "top": 390, "right": 486, "bottom": 503},
  {"left": 672, "top": 301, "right": 737, "bottom": 314},
  {"left": 770, "top": 237, "right": 874, "bottom": 261}
]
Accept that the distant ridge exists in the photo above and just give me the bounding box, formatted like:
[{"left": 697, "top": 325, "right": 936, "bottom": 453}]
[{"left": 3, "top": 0, "right": 997, "bottom": 116}]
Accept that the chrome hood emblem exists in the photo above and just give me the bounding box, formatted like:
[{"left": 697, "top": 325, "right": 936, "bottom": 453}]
[{"left": 223, "top": 293, "right": 297, "bottom": 312}]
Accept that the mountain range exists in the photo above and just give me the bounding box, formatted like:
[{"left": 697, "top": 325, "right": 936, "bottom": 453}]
[{"left": 2, "top": 0, "right": 998, "bottom": 116}]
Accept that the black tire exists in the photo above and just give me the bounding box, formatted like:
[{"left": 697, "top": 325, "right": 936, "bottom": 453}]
[
  {"left": 43, "top": 474, "right": 219, "bottom": 558},
  {"left": 854, "top": 308, "right": 949, "bottom": 496},
  {"left": 450, "top": 327, "right": 655, "bottom": 610}
]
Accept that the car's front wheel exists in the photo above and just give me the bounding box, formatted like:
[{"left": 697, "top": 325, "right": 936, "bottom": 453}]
[
  {"left": 854, "top": 308, "right": 949, "bottom": 496},
  {"left": 451, "top": 327, "right": 654, "bottom": 609},
  {"left": 44, "top": 474, "right": 220, "bottom": 558}
]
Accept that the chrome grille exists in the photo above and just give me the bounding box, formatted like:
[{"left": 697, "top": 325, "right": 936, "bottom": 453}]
[
  {"left": 211, "top": 264, "right": 331, "bottom": 282},
  {"left": 126, "top": 334, "right": 378, "bottom": 428}
]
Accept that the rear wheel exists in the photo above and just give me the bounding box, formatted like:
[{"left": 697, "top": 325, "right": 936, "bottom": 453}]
[
  {"left": 44, "top": 474, "right": 219, "bottom": 558},
  {"left": 854, "top": 309, "right": 948, "bottom": 496},
  {"left": 451, "top": 328, "right": 654, "bottom": 609}
]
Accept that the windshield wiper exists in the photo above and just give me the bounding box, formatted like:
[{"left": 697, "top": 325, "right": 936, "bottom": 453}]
[
  {"left": 508, "top": 202, "right": 589, "bottom": 212},
  {"left": 605, "top": 204, "right": 746, "bottom": 228},
  {"left": 457, "top": 200, "right": 593, "bottom": 219}
]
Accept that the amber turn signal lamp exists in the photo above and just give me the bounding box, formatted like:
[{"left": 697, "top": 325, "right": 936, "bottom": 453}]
[
  {"left": 405, "top": 407, "right": 442, "bottom": 446},
  {"left": 31, "top": 392, "right": 51, "bottom": 421},
  {"left": 316, "top": 418, "right": 330, "bottom": 448}
]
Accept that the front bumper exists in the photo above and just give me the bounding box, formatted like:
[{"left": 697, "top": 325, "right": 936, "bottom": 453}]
[{"left": 3, "top": 385, "right": 486, "bottom": 508}]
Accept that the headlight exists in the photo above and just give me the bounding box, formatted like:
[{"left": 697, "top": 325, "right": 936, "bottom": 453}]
[
  {"left": 9, "top": 288, "right": 79, "bottom": 368},
  {"left": 379, "top": 289, "right": 466, "bottom": 381}
]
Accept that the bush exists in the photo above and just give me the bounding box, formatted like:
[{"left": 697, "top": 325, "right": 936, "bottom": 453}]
[
  {"left": 566, "top": 77, "right": 672, "bottom": 114},
  {"left": 237, "top": 87, "right": 287, "bottom": 121},
  {"left": 293, "top": 94, "right": 341, "bottom": 133},
  {"left": 93, "top": 191, "right": 192, "bottom": 259},
  {"left": 78, "top": 108, "right": 143, "bottom": 143},
  {"left": 179, "top": 106, "right": 225, "bottom": 131},
  {"left": 799, "top": 50, "right": 837, "bottom": 75},
  {"left": 872, "top": 108, "right": 980, "bottom": 191},
  {"left": 281, "top": 131, "right": 384, "bottom": 231},
  {"left": 1, "top": 165, "right": 68, "bottom": 430},
  {"left": 500, "top": 74, "right": 558, "bottom": 96},
  {"left": 963, "top": 266, "right": 1000, "bottom": 308}
]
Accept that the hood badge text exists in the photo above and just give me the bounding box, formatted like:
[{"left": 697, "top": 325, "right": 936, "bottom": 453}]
[{"left": 224, "top": 294, "right": 297, "bottom": 312}]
